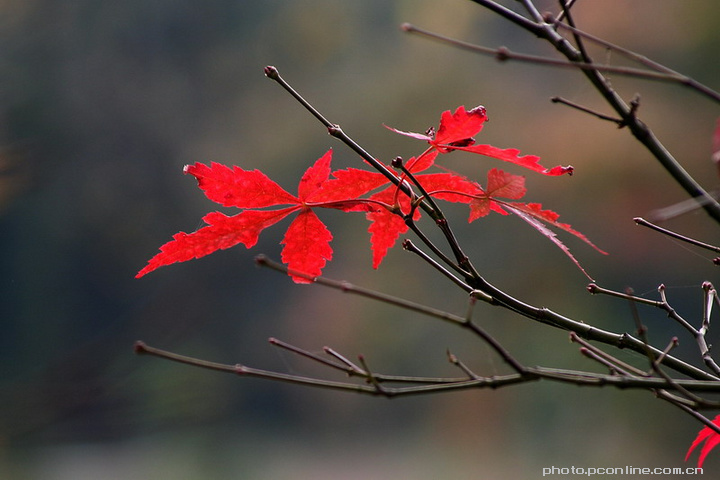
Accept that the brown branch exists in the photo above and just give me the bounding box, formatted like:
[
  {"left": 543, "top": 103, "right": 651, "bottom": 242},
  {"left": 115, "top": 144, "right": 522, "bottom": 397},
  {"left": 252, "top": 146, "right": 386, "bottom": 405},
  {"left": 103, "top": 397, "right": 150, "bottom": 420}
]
[
  {"left": 134, "top": 340, "right": 720, "bottom": 395},
  {"left": 400, "top": 23, "right": 701, "bottom": 89},
  {"left": 634, "top": 217, "right": 720, "bottom": 255}
]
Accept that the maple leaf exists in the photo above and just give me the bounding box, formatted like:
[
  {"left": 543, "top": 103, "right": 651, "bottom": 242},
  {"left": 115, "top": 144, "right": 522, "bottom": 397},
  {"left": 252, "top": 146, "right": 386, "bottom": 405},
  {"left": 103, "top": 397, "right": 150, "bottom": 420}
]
[
  {"left": 386, "top": 105, "right": 573, "bottom": 176},
  {"left": 686, "top": 415, "right": 720, "bottom": 468},
  {"left": 468, "top": 168, "right": 606, "bottom": 280},
  {"left": 137, "top": 149, "right": 381, "bottom": 283}
]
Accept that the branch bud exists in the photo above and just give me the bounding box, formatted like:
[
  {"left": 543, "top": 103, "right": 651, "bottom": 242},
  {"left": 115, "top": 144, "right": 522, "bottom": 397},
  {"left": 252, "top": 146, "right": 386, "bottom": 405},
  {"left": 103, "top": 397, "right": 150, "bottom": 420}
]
[{"left": 264, "top": 65, "right": 279, "bottom": 79}]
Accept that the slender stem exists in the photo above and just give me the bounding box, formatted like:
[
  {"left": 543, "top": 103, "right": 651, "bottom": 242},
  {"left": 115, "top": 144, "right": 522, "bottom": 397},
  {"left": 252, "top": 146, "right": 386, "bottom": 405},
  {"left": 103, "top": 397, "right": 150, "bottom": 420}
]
[
  {"left": 402, "top": 239, "right": 473, "bottom": 292},
  {"left": 551, "top": 97, "right": 622, "bottom": 125},
  {"left": 698, "top": 283, "right": 720, "bottom": 376},
  {"left": 404, "top": 218, "right": 472, "bottom": 278},
  {"left": 401, "top": 23, "right": 691, "bottom": 84},
  {"left": 570, "top": 332, "right": 647, "bottom": 377},
  {"left": 396, "top": 157, "right": 479, "bottom": 278},
  {"left": 255, "top": 255, "right": 468, "bottom": 326},
  {"left": 587, "top": 283, "right": 663, "bottom": 307},
  {"left": 557, "top": 0, "right": 591, "bottom": 65},
  {"left": 264, "top": 66, "right": 422, "bottom": 210},
  {"left": 269, "top": 337, "right": 349, "bottom": 373},
  {"left": 135, "top": 341, "right": 720, "bottom": 394},
  {"left": 634, "top": 217, "right": 720, "bottom": 254},
  {"left": 447, "top": 350, "right": 480, "bottom": 379},
  {"left": 519, "top": 0, "right": 544, "bottom": 23},
  {"left": 553, "top": 0, "right": 577, "bottom": 23},
  {"left": 550, "top": 18, "right": 720, "bottom": 103}
]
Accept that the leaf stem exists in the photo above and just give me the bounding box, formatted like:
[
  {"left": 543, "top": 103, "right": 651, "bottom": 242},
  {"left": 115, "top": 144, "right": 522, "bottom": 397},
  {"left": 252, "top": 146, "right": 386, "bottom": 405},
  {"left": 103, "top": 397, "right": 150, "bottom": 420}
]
[
  {"left": 135, "top": 340, "right": 720, "bottom": 395},
  {"left": 401, "top": 23, "right": 692, "bottom": 85}
]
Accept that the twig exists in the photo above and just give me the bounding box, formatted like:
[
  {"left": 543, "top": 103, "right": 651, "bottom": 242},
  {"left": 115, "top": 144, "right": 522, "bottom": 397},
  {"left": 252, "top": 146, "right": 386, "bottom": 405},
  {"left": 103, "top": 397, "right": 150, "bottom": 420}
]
[
  {"left": 587, "top": 283, "right": 663, "bottom": 307},
  {"left": 255, "top": 255, "right": 468, "bottom": 327},
  {"left": 548, "top": 17, "right": 720, "bottom": 104},
  {"left": 551, "top": 96, "right": 623, "bottom": 125},
  {"left": 447, "top": 350, "right": 480, "bottom": 380},
  {"left": 570, "top": 332, "right": 647, "bottom": 377},
  {"left": 135, "top": 341, "right": 720, "bottom": 397},
  {"left": 579, "top": 347, "right": 639, "bottom": 377},
  {"left": 400, "top": 23, "right": 696, "bottom": 86},
  {"left": 270, "top": 337, "right": 349, "bottom": 373},
  {"left": 634, "top": 217, "right": 720, "bottom": 254},
  {"left": 553, "top": 0, "right": 578, "bottom": 24},
  {"left": 699, "top": 282, "right": 720, "bottom": 377},
  {"left": 264, "top": 66, "right": 422, "bottom": 212},
  {"left": 556, "top": 0, "right": 591, "bottom": 65},
  {"left": 402, "top": 239, "right": 473, "bottom": 292}
]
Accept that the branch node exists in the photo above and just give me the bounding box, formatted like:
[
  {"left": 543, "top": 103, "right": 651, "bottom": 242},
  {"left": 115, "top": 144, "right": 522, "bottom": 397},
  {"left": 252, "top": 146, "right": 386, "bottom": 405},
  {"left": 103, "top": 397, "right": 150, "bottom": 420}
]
[{"left": 496, "top": 46, "right": 510, "bottom": 62}]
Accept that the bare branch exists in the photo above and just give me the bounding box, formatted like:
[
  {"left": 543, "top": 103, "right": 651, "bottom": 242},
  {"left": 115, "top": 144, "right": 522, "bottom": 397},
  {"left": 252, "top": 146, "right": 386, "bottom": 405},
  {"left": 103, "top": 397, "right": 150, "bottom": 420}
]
[{"left": 634, "top": 217, "right": 720, "bottom": 255}]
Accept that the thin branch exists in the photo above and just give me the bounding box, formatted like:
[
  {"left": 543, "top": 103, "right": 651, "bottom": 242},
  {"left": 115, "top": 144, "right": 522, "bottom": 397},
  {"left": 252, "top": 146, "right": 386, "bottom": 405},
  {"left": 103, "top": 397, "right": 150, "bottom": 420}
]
[
  {"left": 264, "top": 66, "right": 430, "bottom": 216},
  {"left": 587, "top": 283, "right": 663, "bottom": 307},
  {"left": 579, "top": 347, "right": 639, "bottom": 377},
  {"left": 553, "top": 0, "right": 578, "bottom": 23},
  {"left": 447, "top": 349, "right": 480, "bottom": 379},
  {"left": 135, "top": 340, "right": 720, "bottom": 394},
  {"left": 557, "top": 0, "right": 591, "bottom": 65},
  {"left": 634, "top": 217, "right": 720, "bottom": 254},
  {"left": 699, "top": 282, "right": 720, "bottom": 376},
  {"left": 400, "top": 23, "right": 695, "bottom": 85},
  {"left": 657, "top": 284, "right": 697, "bottom": 335},
  {"left": 270, "top": 337, "right": 349, "bottom": 373},
  {"left": 551, "top": 96, "right": 623, "bottom": 125},
  {"left": 570, "top": 332, "right": 647, "bottom": 377},
  {"left": 394, "top": 157, "right": 481, "bottom": 281},
  {"left": 323, "top": 346, "right": 365, "bottom": 374},
  {"left": 672, "top": 401, "right": 720, "bottom": 436},
  {"left": 255, "top": 255, "right": 468, "bottom": 326},
  {"left": 519, "top": 0, "right": 544, "bottom": 23},
  {"left": 135, "top": 340, "right": 531, "bottom": 397}
]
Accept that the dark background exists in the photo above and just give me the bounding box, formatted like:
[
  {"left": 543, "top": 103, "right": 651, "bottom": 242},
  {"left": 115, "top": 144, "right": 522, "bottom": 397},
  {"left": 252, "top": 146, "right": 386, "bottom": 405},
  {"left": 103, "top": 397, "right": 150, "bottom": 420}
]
[{"left": 2, "top": 1, "right": 720, "bottom": 478}]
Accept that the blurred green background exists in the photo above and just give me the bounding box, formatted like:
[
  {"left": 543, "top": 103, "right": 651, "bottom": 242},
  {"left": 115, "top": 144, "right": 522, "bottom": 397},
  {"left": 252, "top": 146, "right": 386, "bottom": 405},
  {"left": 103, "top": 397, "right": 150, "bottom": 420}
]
[{"left": 2, "top": 1, "right": 720, "bottom": 478}]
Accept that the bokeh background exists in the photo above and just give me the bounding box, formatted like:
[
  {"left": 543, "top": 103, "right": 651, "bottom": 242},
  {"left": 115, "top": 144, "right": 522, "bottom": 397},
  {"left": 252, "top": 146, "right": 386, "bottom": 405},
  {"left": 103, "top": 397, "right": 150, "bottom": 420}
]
[{"left": 2, "top": 1, "right": 720, "bottom": 478}]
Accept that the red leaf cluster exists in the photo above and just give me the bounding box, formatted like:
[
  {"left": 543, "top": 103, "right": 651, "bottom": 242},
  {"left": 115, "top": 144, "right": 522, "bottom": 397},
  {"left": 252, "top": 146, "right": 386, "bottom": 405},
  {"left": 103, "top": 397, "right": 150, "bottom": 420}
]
[
  {"left": 137, "top": 149, "right": 381, "bottom": 283},
  {"left": 137, "top": 106, "right": 601, "bottom": 282}
]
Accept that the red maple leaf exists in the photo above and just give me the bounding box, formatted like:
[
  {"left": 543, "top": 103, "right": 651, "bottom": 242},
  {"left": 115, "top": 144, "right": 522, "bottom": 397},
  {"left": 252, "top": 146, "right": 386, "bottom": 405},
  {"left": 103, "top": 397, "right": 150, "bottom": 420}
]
[
  {"left": 466, "top": 168, "right": 606, "bottom": 280},
  {"left": 386, "top": 105, "right": 573, "bottom": 176},
  {"left": 136, "top": 149, "right": 382, "bottom": 283},
  {"left": 686, "top": 415, "right": 720, "bottom": 468}
]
